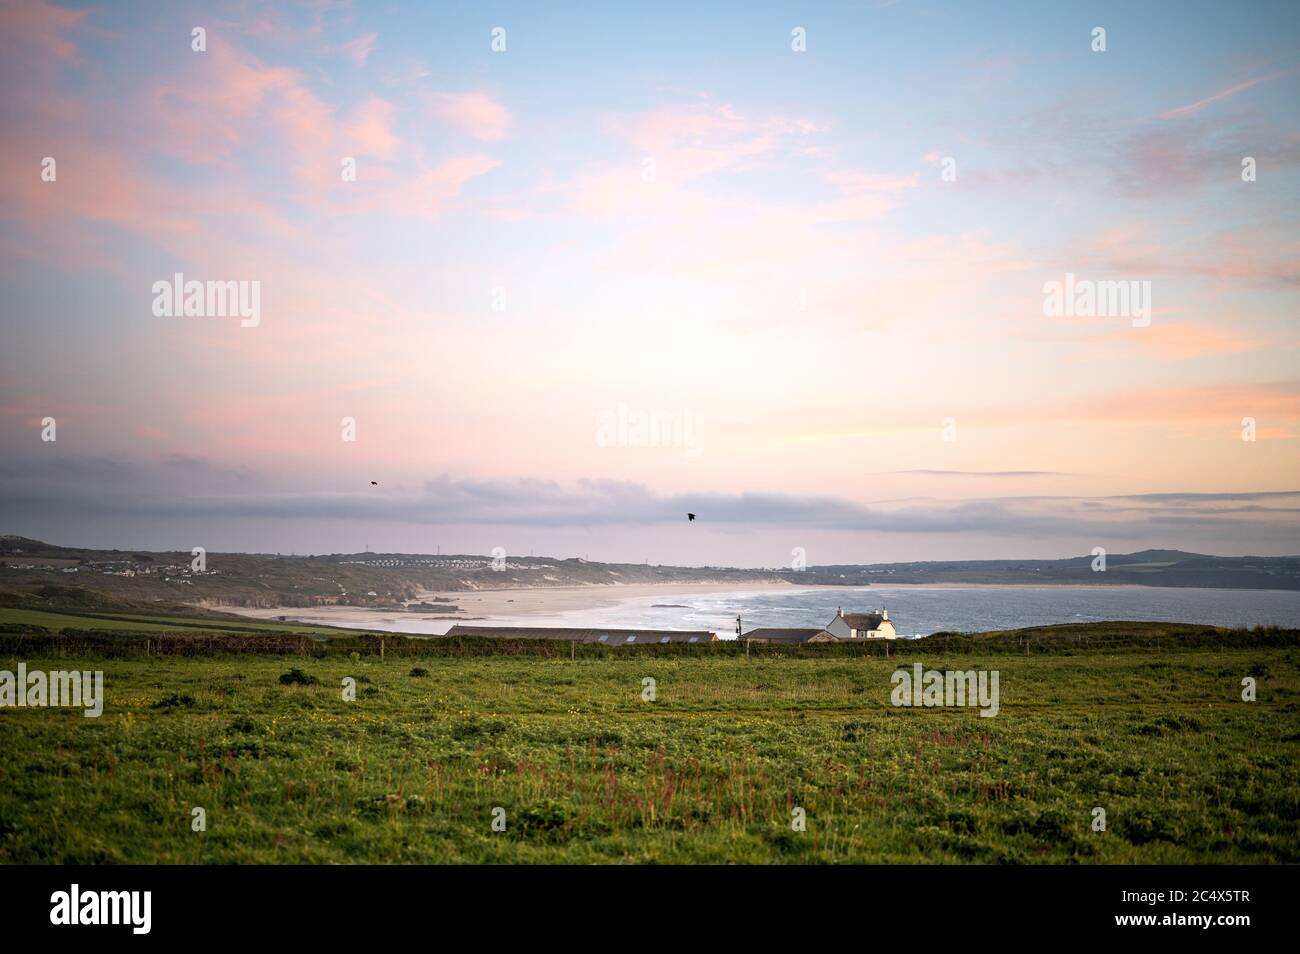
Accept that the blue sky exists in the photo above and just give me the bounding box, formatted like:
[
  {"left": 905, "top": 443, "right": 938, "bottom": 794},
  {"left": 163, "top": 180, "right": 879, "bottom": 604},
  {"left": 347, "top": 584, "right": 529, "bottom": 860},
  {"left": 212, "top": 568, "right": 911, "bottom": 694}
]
[{"left": 1, "top": 0, "right": 1298, "bottom": 563}]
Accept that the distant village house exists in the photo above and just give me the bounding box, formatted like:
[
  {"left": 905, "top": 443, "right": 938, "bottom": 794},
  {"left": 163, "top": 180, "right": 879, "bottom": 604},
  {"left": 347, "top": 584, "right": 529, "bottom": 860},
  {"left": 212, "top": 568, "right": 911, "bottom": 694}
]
[{"left": 743, "top": 607, "right": 897, "bottom": 644}]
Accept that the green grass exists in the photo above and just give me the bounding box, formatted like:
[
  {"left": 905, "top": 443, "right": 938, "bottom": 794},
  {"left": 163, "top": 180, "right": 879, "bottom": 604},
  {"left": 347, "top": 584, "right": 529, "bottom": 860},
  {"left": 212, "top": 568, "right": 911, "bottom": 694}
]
[
  {"left": 1, "top": 636, "right": 1297, "bottom": 863},
  {"left": 0, "top": 606, "right": 378, "bottom": 637}
]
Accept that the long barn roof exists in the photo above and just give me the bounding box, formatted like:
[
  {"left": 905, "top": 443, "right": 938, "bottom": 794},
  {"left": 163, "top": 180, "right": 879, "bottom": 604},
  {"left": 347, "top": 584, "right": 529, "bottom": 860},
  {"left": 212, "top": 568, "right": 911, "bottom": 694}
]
[
  {"left": 444, "top": 625, "right": 716, "bottom": 644},
  {"left": 741, "top": 628, "right": 825, "bottom": 643}
]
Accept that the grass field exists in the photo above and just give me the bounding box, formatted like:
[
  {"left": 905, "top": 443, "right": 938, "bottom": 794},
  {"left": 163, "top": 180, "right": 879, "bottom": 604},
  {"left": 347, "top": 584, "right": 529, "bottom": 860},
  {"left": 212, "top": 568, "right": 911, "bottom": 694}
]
[
  {"left": 1, "top": 619, "right": 1297, "bottom": 864},
  {"left": 0, "top": 607, "right": 377, "bottom": 637}
]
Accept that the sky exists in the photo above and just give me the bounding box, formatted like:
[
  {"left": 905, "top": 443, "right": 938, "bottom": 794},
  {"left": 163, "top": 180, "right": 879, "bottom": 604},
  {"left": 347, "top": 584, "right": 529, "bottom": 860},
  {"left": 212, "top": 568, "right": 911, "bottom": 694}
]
[{"left": 1, "top": 0, "right": 1298, "bottom": 566}]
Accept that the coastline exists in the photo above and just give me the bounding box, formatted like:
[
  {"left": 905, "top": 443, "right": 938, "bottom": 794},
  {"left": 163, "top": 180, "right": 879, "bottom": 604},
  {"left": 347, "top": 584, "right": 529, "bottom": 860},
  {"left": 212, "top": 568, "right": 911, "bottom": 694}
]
[
  {"left": 223, "top": 580, "right": 809, "bottom": 631},
  {"left": 217, "top": 580, "right": 1300, "bottom": 637}
]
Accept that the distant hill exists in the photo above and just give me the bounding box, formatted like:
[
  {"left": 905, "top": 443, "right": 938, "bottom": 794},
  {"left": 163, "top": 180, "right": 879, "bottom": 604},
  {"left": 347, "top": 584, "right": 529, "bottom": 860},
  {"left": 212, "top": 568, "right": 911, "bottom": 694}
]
[
  {"left": 0, "top": 537, "right": 1295, "bottom": 612},
  {"left": 772, "top": 550, "right": 1300, "bottom": 589},
  {"left": 1112, "top": 549, "right": 1209, "bottom": 563},
  {"left": 0, "top": 537, "right": 785, "bottom": 610}
]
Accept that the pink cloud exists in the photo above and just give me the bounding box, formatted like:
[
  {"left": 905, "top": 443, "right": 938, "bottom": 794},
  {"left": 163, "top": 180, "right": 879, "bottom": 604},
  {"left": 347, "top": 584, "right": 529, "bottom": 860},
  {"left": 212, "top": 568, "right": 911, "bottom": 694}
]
[
  {"left": 606, "top": 102, "right": 749, "bottom": 154},
  {"left": 427, "top": 91, "right": 510, "bottom": 141},
  {"left": 1091, "top": 322, "right": 1264, "bottom": 360},
  {"left": 1055, "top": 381, "right": 1300, "bottom": 426},
  {"left": 600, "top": 102, "right": 822, "bottom": 185},
  {"left": 763, "top": 380, "right": 1300, "bottom": 447},
  {"left": 340, "top": 155, "right": 503, "bottom": 219},
  {"left": 0, "top": 128, "right": 206, "bottom": 242},
  {"left": 0, "top": 0, "right": 86, "bottom": 64},
  {"left": 1070, "top": 224, "right": 1300, "bottom": 288},
  {"left": 561, "top": 101, "right": 836, "bottom": 225},
  {"left": 400, "top": 155, "right": 502, "bottom": 214},
  {"left": 133, "top": 424, "right": 170, "bottom": 441},
  {"left": 1157, "top": 67, "right": 1296, "bottom": 120},
  {"left": 151, "top": 38, "right": 317, "bottom": 165},
  {"left": 149, "top": 40, "right": 415, "bottom": 198},
  {"left": 344, "top": 96, "right": 399, "bottom": 160},
  {"left": 339, "top": 31, "right": 378, "bottom": 65},
  {"left": 814, "top": 169, "right": 918, "bottom": 222}
]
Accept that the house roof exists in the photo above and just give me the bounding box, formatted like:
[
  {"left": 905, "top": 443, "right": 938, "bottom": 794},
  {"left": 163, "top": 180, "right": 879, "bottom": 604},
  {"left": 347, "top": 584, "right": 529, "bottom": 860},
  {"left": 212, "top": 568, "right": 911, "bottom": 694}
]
[
  {"left": 842, "top": 613, "right": 888, "bottom": 630},
  {"left": 742, "top": 628, "right": 825, "bottom": 643},
  {"left": 444, "top": 625, "right": 716, "bottom": 644}
]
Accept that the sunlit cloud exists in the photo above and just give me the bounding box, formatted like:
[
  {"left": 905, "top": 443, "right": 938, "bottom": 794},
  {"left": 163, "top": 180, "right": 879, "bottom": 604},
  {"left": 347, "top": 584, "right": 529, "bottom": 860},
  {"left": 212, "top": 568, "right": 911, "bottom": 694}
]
[
  {"left": 426, "top": 90, "right": 511, "bottom": 141},
  {"left": 1, "top": 0, "right": 1298, "bottom": 561}
]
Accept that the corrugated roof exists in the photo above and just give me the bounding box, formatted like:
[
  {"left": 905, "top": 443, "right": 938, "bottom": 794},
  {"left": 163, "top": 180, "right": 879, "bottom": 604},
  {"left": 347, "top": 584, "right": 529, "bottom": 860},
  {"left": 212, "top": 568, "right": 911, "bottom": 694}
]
[
  {"left": 444, "top": 625, "right": 716, "bottom": 644},
  {"left": 741, "top": 628, "right": 825, "bottom": 643}
]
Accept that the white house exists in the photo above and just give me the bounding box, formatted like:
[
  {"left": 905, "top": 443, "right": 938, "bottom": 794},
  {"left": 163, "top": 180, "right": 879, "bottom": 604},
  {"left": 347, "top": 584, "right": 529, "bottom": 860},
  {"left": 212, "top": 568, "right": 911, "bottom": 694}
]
[
  {"left": 818, "top": 607, "right": 897, "bottom": 640},
  {"left": 744, "top": 607, "right": 898, "bottom": 643}
]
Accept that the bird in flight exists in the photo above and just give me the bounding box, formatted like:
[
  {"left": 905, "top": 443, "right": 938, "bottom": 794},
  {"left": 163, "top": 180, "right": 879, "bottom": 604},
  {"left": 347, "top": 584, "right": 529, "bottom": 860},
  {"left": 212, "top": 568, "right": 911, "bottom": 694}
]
[
  {"left": 687, "top": 513, "right": 695, "bottom": 521},
  {"left": 370, "top": 481, "right": 378, "bottom": 486}
]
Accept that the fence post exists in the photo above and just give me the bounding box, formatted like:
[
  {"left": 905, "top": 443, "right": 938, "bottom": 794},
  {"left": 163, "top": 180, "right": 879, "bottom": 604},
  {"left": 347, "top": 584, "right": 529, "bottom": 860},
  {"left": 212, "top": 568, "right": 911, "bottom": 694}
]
[{"left": 380, "top": 638, "right": 385, "bottom": 660}]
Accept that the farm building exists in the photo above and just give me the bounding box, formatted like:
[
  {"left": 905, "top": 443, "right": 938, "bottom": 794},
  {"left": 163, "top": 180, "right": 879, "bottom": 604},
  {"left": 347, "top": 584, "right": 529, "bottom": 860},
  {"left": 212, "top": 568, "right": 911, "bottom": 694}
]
[
  {"left": 743, "top": 608, "right": 897, "bottom": 643},
  {"left": 443, "top": 625, "right": 717, "bottom": 644},
  {"left": 741, "top": 628, "right": 828, "bottom": 644}
]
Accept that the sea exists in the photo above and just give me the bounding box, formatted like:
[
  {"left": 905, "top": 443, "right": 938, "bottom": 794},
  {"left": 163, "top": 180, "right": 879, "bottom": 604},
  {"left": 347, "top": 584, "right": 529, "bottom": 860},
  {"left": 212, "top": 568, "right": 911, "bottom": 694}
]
[{"left": 374, "top": 584, "right": 1300, "bottom": 638}]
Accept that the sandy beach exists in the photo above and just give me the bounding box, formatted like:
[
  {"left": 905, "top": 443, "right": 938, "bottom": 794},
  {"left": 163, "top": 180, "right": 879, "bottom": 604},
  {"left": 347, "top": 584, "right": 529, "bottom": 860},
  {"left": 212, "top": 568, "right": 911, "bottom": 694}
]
[{"left": 224, "top": 581, "right": 803, "bottom": 631}]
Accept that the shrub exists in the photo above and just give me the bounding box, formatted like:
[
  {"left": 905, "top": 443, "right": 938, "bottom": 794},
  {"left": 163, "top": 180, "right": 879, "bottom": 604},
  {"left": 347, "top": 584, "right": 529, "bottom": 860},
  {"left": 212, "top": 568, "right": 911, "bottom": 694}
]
[
  {"left": 517, "top": 800, "right": 573, "bottom": 837},
  {"left": 840, "top": 720, "right": 871, "bottom": 742},
  {"left": 279, "top": 668, "right": 319, "bottom": 686},
  {"left": 151, "top": 693, "right": 195, "bottom": 709}
]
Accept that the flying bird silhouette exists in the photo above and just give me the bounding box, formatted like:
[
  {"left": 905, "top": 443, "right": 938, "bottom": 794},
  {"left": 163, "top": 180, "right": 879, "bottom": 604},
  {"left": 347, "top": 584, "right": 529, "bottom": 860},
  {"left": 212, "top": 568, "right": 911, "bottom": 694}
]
[
  {"left": 687, "top": 513, "right": 695, "bottom": 521},
  {"left": 370, "top": 481, "right": 378, "bottom": 486}
]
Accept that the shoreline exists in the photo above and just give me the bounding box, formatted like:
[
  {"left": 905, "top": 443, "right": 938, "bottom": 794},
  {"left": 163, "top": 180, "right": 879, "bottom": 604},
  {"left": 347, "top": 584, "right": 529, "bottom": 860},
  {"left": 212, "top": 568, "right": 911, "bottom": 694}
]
[
  {"left": 218, "top": 580, "right": 1300, "bottom": 636},
  {"left": 223, "top": 581, "right": 811, "bottom": 632}
]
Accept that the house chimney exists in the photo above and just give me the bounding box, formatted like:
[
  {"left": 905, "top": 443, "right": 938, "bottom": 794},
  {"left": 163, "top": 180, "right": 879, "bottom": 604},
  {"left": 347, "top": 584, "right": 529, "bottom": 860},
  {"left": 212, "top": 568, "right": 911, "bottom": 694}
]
[
  {"left": 882, "top": 608, "right": 888, "bottom": 621},
  {"left": 837, "top": 606, "right": 843, "bottom": 618}
]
